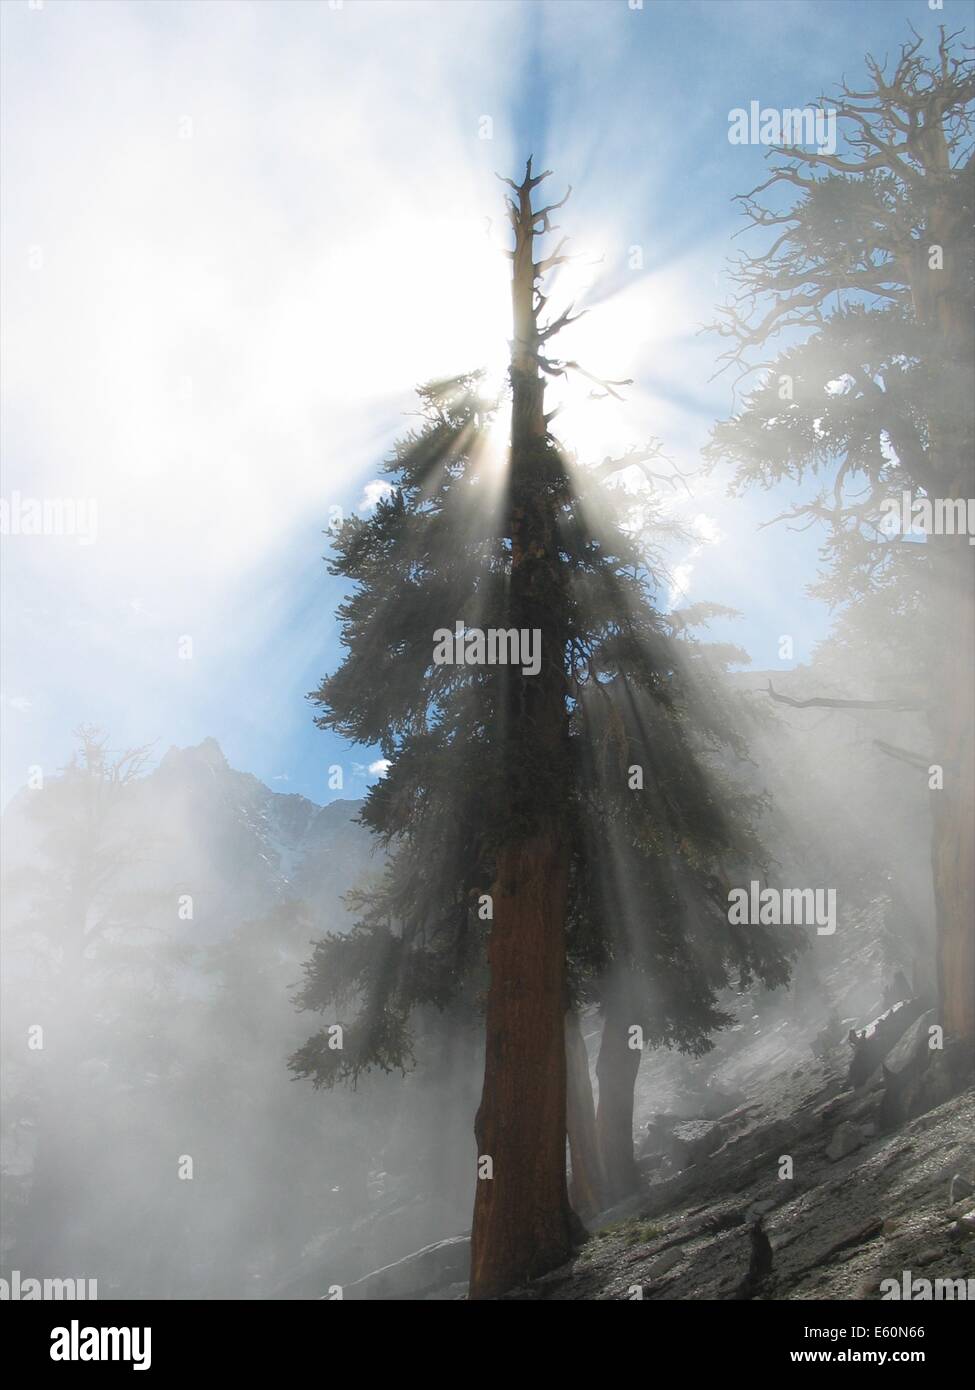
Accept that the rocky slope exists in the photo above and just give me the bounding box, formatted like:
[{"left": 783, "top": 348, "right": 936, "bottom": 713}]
[
  {"left": 512, "top": 1074, "right": 974, "bottom": 1301},
  {"left": 331, "top": 954, "right": 975, "bottom": 1300}
]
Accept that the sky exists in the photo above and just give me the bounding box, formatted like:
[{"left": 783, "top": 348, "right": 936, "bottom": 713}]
[{"left": 1, "top": 0, "right": 966, "bottom": 807}]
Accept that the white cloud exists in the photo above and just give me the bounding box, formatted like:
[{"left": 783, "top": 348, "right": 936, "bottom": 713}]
[
  {"left": 669, "top": 559, "right": 696, "bottom": 606},
  {"left": 693, "top": 513, "right": 723, "bottom": 545},
  {"left": 1, "top": 694, "right": 32, "bottom": 713},
  {"left": 358, "top": 480, "right": 395, "bottom": 513}
]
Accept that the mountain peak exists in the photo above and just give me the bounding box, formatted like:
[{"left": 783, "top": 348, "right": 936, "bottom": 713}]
[{"left": 159, "top": 736, "right": 229, "bottom": 772}]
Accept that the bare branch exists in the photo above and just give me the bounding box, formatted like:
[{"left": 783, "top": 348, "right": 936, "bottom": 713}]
[
  {"left": 539, "top": 304, "right": 588, "bottom": 341},
  {"left": 765, "top": 680, "right": 922, "bottom": 712},
  {"left": 873, "top": 738, "right": 932, "bottom": 770},
  {"left": 536, "top": 237, "right": 571, "bottom": 276}
]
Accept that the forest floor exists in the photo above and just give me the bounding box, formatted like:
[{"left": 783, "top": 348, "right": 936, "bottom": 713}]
[
  {"left": 493, "top": 903, "right": 975, "bottom": 1300},
  {"left": 307, "top": 900, "right": 975, "bottom": 1301},
  {"left": 345, "top": 1019, "right": 974, "bottom": 1300},
  {"left": 322, "top": 995, "right": 968, "bottom": 1295},
  {"left": 502, "top": 1056, "right": 975, "bottom": 1300}
]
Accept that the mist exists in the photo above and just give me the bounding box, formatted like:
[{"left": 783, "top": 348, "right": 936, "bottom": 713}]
[{"left": 2, "top": 0, "right": 972, "bottom": 1324}]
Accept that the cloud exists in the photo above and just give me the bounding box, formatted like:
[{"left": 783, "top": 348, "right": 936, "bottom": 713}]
[
  {"left": 692, "top": 513, "right": 723, "bottom": 545},
  {"left": 1, "top": 694, "right": 32, "bottom": 713},
  {"left": 358, "top": 480, "right": 395, "bottom": 513},
  {"left": 669, "top": 559, "right": 696, "bottom": 607}
]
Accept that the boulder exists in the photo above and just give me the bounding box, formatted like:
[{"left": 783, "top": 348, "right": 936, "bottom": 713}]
[
  {"left": 826, "top": 1120, "right": 866, "bottom": 1162},
  {"left": 638, "top": 1114, "right": 676, "bottom": 1158},
  {"left": 848, "top": 998, "right": 926, "bottom": 1088},
  {"left": 639, "top": 1116, "right": 725, "bottom": 1168},
  {"left": 878, "top": 1009, "right": 944, "bottom": 1129},
  {"left": 669, "top": 1119, "right": 724, "bottom": 1167}
]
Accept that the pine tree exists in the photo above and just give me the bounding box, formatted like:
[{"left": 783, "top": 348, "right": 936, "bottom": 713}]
[
  {"left": 706, "top": 27, "right": 975, "bottom": 1044},
  {"left": 292, "top": 162, "right": 799, "bottom": 1297},
  {"left": 0, "top": 727, "right": 179, "bottom": 1275}
]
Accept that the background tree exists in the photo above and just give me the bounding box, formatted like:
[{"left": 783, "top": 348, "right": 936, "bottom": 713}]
[
  {"left": 707, "top": 26, "right": 975, "bottom": 1044},
  {"left": 571, "top": 644, "right": 799, "bottom": 1205},
  {"left": 0, "top": 727, "right": 179, "bottom": 1276},
  {"left": 2, "top": 732, "right": 396, "bottom": 1297}
]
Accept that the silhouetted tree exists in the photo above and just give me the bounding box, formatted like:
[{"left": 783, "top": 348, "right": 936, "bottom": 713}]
[
  {"left": 707, "top": 27, "right": 975, "bottom": 1044},
  {"left": 0, "top": 727, "right": 178, "bottom": 1275},
  {"left": 293, "top": 162, "right": 799, "bottom": 1297}
]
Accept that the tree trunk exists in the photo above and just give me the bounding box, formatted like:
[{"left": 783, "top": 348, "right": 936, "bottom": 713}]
[
  {"left": 565, "top": 1007, "right": 604, "bottom": 1218},
  {"left": 469, "top": 835, "right": 573, "bottom": 1297},
  {"left": 927, "top": 536, "right": 975, "bottom": 1045},
  {"left": 594, "top": 991, "right": 643, "bottom": 1206},
  {"left": 914, "top": 171, "right": 975, "bottom": 1047},
  {"left": 469, "top": 160, "right": 575, "bottom": 1298}
]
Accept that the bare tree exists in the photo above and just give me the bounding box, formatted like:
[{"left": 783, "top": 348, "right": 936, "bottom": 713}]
[{"left": 707, "top": 28, "right": 975, "bottom": 1043}]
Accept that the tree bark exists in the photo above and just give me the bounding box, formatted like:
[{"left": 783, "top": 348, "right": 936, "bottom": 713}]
[
  {"left": 469, "top": 160, "right": 575, "bottom": 1298},
  {"left": 469, "top": 835, "right": 574, "bottom": 1297},
  {"left": 565, "top": 1007, "right": 604, "bottom": 1218},
  {"left": 594, "top": 991, "right": 643, "bottom": 1206}
]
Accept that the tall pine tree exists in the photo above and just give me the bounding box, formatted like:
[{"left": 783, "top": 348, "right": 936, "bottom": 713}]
[{"left": 293, "top": 162, "right": 799, "bottom": 1297}]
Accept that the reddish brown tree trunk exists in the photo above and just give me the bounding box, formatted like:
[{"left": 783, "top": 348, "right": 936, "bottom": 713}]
[
  {"left": 469, "top": 836, "right": 573, "bottom": 1297},
  {"left": 468, "top": 160, "right": 575, "bottom": 1298}
]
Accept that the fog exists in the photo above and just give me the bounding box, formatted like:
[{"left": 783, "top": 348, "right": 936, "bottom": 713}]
[
  {"left": 1, "top": 0, "right": 972, "bottom": 1309},
  {"left": 0, "top": 631, "right": 947, "bottom": 1297}
]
